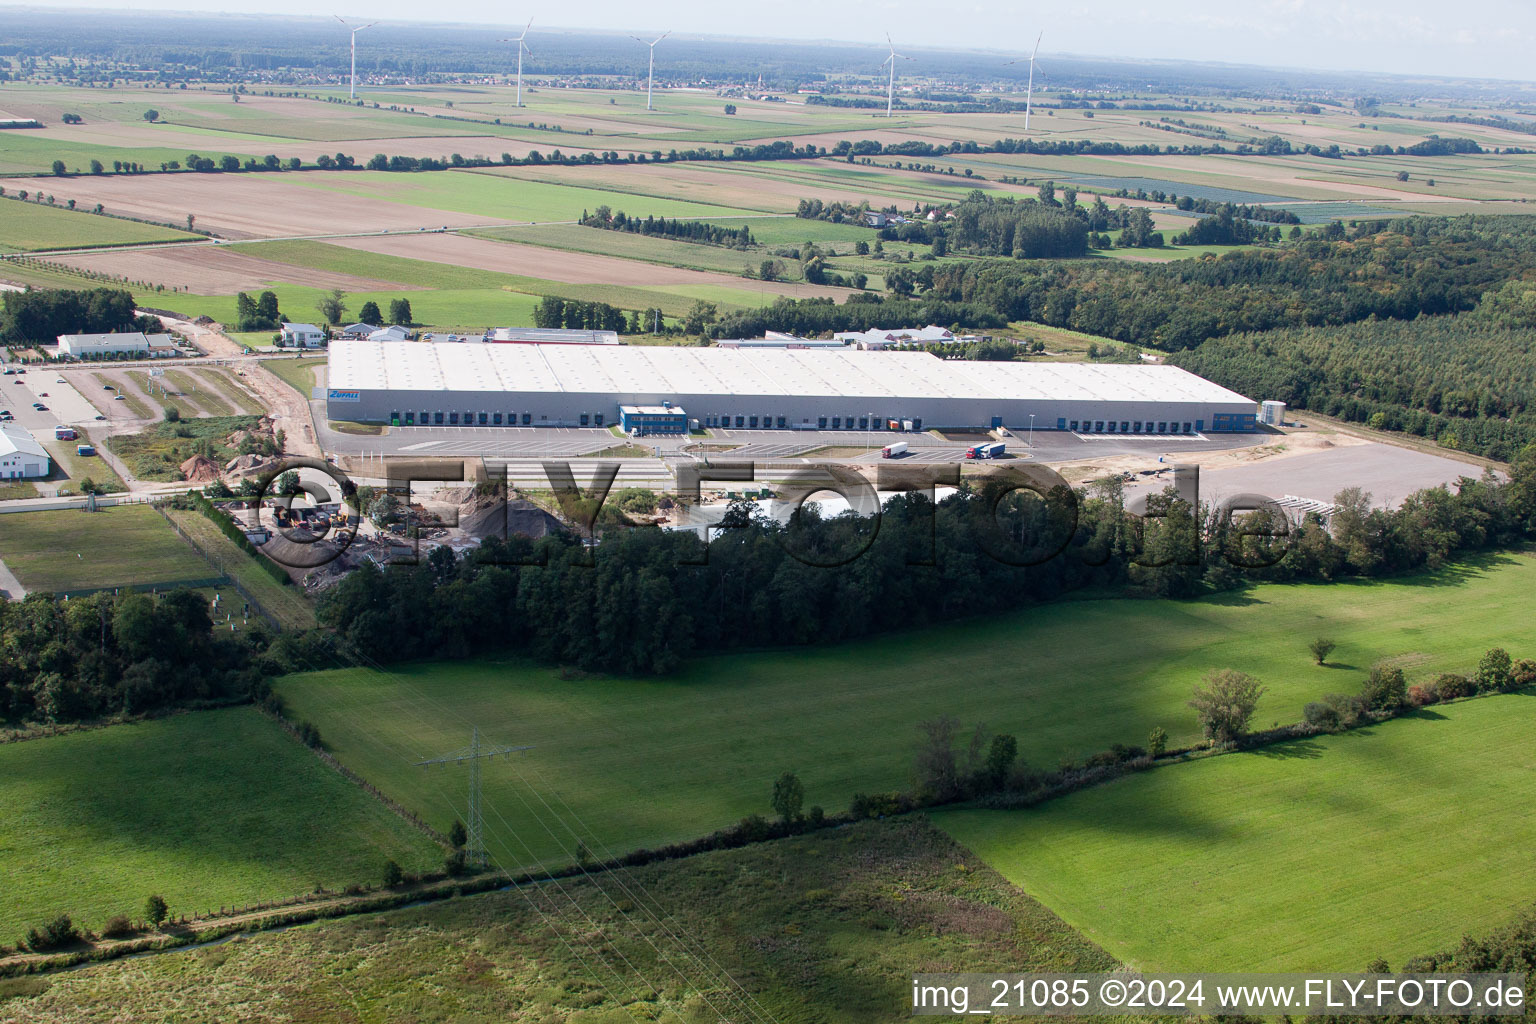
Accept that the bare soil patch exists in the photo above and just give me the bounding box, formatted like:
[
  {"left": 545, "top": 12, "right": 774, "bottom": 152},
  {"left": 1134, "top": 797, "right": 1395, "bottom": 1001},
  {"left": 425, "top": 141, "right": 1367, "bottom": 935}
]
[{"left": 1, "top": 174, "right": 514, "bottom": 239}]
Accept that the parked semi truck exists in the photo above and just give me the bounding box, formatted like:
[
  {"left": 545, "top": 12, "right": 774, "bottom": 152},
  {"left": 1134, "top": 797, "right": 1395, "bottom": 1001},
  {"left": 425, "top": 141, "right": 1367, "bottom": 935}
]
[
  {"left": 881, "top": 441, "right": 909, "bottom": 458},
  {"left": 964, "top": 442, "right": 1006, "bottom": 459}
]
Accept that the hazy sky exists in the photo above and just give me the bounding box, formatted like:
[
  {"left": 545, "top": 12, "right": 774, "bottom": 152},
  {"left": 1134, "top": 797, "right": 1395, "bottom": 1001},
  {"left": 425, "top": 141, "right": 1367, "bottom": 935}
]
[{"left": 20, "top": 0, "right": 1536, "bottom": 82}]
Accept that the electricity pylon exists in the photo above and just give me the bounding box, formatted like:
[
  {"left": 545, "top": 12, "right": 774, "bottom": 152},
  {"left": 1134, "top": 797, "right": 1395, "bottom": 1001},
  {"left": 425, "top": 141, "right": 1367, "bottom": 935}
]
[{"left": 415, "top": 727, "right": 531, "bottom": 868}]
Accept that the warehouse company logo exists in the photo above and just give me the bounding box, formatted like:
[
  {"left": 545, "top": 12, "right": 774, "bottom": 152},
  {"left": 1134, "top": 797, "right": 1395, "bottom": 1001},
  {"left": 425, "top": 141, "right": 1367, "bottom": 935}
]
[
  {"left": 327, "top": 389, "right": 362, "bottom": 403},
  {"left": 248, "top": 456, "right": 1296, "bottom": 572}
]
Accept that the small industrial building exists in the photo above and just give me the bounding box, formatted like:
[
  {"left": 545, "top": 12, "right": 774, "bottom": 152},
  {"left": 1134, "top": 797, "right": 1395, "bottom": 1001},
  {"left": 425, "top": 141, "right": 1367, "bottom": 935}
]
[
  {"left": 367, "top": 325, "right": 412, "bottom": 343},
  {"left": 0, "top": 423, "right": 50, "bottom": 479},
  {"left": 485, "top": 327, "right": 620, "bottom": 345},
  {"left": 57, "top": 332, "right": 177, "bottom": 359},
  {"left": 280, "top": 323, "right": 327, "bottom": 348},
  {"left": 619, "top": 404, "right": 689, "bottom": 435},
  {"left": 337, "top": 323, "right": 378, "bottom": 341},
  {"left": 325, "top": 341, "right": 1258, "bottom": 433}
]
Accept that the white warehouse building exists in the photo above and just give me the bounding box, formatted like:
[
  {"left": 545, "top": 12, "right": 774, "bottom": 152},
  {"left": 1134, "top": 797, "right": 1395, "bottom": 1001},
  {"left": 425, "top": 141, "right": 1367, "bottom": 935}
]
[{"left": 326, "top": 341, "right": 1258, "bottom": 433}]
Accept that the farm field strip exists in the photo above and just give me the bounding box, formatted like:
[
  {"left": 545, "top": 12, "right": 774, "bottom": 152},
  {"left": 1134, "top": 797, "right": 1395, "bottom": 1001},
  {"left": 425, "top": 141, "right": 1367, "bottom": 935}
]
[
  {"left": 936, "top": 693, "right": 1536, "bottom": 973},
  {"left": 0, "top": 707, "right": 439, "bottom": 938},
  {"left": 276, "top": 551, "right": 1536, "bottom": 875},
  {"left": 0, "top": 198, "right": 200, "bottom": 252}
]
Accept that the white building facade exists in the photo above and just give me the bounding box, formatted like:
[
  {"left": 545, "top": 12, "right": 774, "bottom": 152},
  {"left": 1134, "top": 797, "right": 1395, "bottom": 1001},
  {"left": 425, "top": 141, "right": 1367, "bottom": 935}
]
[
  {"left": 0, "top": 424, "right": 50, "bottom": 478},
  {"left": 326, "top": 341, "right": 1259, "bottom": 433}
]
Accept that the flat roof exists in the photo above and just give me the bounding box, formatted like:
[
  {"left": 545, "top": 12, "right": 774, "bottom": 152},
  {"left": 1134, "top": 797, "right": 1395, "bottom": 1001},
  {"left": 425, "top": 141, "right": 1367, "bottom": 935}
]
[
  {"left": 328, "top": 341, "right": 1254, "bottom": 406},
  {"left": 620, "top": 405, "right": 688, "bottom": 416}
]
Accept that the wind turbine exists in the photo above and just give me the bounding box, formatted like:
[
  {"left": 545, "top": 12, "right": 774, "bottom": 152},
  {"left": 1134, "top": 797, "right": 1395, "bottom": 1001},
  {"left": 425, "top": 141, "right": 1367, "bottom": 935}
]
[
  {"left": 1006, "top": 32, "right": 1044, "bottom": 132},
  {"left": 335, "top": 16, "right": 378, "bottom": 101},
  {"left": 881, "top": 34, "right": 912, "bottom": 118},
  {"left": 631, "top": 31, "right": 670, "bottom": 111},
  {"left": 498, "top": 20, "right": 533, "bottom": 107}
]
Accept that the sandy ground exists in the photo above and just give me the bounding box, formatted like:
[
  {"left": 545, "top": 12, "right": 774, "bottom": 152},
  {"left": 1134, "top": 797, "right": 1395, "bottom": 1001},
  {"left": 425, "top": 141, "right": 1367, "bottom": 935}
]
[
  {"left": 1050, "top": 428, "right": 1364, "bottom": 486},
  {"left": 326, "top": 231, "right": 857, "bottom": 299},
  {"left": 1065, "top": 427, "right": 1491, "bottom": 510},
  {"left": 1, "top": 173, "right": 515, "bottom": 239},
  {"left": 53, "top": 245, "right": 420, "bottom": 294}
]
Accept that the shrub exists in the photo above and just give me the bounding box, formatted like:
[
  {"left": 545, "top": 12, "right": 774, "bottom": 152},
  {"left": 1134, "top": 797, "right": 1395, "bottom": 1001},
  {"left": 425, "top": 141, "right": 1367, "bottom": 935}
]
[
  {"left": 1434, "top": 673, "right": 1472, "bottom": 700},
  {"left": 295, "top": 719, "right": 322, "bottom": 748},
  {"left": 1512, "top": 658, "right": 1536, "bottom": 690},
  {"left": 101, "top": 914, "right": 135, "bottom": 938},
  {"left": 23, "top": 914, "right": 79, "bottom": 951},
  {"left": 443, "top": 850, "right": 468, "bottom": 877},
  {"left": 144, "top": 894, "right": 169, "bottom": 928},
  {"left": 1406, "top": 684, "right": 1440, "bottom": 707},
  {"left": 382, "top": 859, "right": 403, "bottom": 888},
  {"left": 1304, "top": 701, "right": 1342, "bottom": 730},
  {"left": 1147, "top": 725, "right": 1168, "bottom": 757}
]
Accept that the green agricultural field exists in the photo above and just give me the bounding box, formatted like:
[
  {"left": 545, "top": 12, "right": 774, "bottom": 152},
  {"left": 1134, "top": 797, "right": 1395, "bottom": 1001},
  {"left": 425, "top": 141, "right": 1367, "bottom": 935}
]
[
  {"left": 936, "top": 693, "right": 1536, "bottom": 973},
  {"left": 276, "top": 550, "right": 1536, "bottom": 875},
  {"left": 283, "top": 168, "right": 766, "bottom": 223},
  {"left": 467, "top": 223, "right": 789, "bottom": 277},
  {"left": 0, "top": 707, "right": 440, "bottom": 940},
  {"left": 0, "top": 818, "right": 1111, "bottom": 1023},
  {"left": 0, "top": 505, "right": 212, "bottom": 592},
  {"left": 0, "top": 199, "right": 198, "bottom": 253}
]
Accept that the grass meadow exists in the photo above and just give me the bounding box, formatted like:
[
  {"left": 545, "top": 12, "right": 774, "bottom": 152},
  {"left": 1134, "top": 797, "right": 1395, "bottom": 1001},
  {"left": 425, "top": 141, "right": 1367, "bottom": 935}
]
[
  {"left": 0, "top": 817, "right": 1111, "bottom": 1022},
  {"left": 161, "top": 507, "right": 316, "bottom": 630},
  {"left": 0, "top": 707, "right": 440, "bottom": 939},
  {"left": 275, "top": 550, "right": 1536, "bottom": 875},
  {"left": 935, "top": 693, "right": 1536, "bottom": 972},
  {"left": 0, "top": 505, "right": 211, "bottom": 592},
  {"left": 0, "top": 199, "right": 198, "bottom": 252}
]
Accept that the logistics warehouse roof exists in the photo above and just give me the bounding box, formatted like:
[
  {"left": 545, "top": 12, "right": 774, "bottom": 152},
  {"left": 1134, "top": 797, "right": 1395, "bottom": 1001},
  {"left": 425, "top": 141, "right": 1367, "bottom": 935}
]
[{"left": 327, "top": 341, "right": 1254, "bottom": 405}]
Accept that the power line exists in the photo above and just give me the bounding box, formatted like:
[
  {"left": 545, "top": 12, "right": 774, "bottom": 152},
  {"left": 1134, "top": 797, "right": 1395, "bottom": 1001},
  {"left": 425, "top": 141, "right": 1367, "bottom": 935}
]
[{"left": 414, "top": 726, "right": 531, "bottom": 869}]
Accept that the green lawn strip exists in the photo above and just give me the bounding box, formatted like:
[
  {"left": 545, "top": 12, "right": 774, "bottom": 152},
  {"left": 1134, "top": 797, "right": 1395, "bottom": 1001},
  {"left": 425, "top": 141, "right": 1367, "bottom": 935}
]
[
  {"left": 934, "top": 693, "right": 1536, "bottom": 973},
  {"left": 161, "top": 507, "right": 315, "bottom": 630},
  {"left": 259, "top": 357, "right": 325, "bottom": 399},
  {"left": 275, "top": 550, "right": 1536, "bottom": 876},
  {"left": 38, "top": 429, "right": 126, "bottom": 494},
  {"left": 0, "top": 199, "right": 200, "bottom": 251},
  {"left": 0, "top": 505, "right": 210, "bottom": 592},
  {"left": 0, "top": 706, "right": 440, "bottom": 939}
]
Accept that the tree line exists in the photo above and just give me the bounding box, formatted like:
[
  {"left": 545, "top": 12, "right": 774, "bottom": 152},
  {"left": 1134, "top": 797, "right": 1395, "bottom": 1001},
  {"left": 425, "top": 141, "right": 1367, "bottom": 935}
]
[
  {"left": 579, "top": 207, "right": 754, "bottom": 248},
  {"left": 0, "top": 287, "right": 161, "bottom": 344},
  {"left": 314, "top": 450, "right": 1536, "bottom": 677}
]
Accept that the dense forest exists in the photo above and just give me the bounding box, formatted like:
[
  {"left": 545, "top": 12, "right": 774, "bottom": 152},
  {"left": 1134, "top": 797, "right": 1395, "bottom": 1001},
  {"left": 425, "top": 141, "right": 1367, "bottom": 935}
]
[
  {"left": 0, "top": 287, "right": 161, "bottom": 344},
  {"left": 1172, "top": 316, "right": 1536, "bottom": 460},
  {"left": 0, "top": 589, "right": 266, "bottom": 722}
]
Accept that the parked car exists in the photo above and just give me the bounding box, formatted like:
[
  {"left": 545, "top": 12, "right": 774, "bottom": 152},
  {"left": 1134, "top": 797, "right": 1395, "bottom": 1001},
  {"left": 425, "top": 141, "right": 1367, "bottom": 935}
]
[
  {"left": 114, "top": 395, "right": 126, "bottom": 401},
  {"left": 34, "top": 404, "right": 47, "bottom": 411},
  {"left": 38, "top": 392, "right": 48, "bottom": 397},
  {"left": 94, "top": 414, "right": 106, "bottom": 420},
  {"left": 55, "top": 377, "right": 66, "bottom": 384},
  {"left": 103, "top": 384, "right": 115, "bottom": 391}
]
